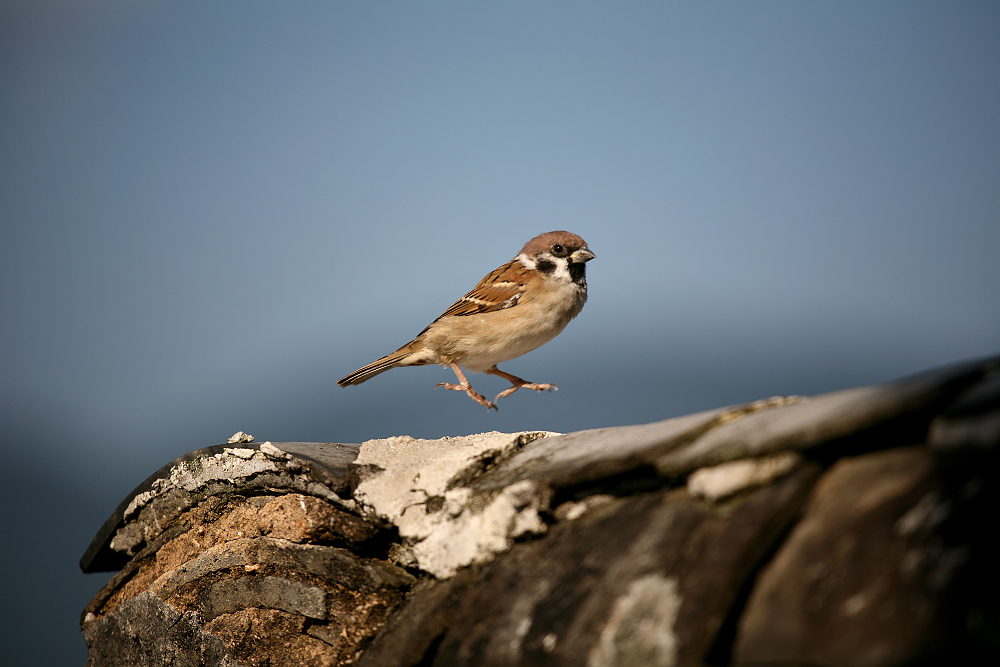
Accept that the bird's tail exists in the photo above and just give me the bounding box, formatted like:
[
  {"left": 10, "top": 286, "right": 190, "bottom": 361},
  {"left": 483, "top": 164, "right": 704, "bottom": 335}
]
[{"left": 337, "top": 341, "right": 426, "bottom": 386}]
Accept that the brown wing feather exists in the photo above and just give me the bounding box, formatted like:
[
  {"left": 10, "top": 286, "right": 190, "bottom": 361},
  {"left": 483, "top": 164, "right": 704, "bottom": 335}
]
[{"left": 434, "top": 259, "right": 530, "bottom": 319}]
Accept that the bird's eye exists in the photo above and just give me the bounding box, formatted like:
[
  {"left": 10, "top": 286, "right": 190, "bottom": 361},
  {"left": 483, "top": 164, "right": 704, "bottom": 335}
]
[{"left": 551, "top": 243, "right": 566, "bottom": 256}]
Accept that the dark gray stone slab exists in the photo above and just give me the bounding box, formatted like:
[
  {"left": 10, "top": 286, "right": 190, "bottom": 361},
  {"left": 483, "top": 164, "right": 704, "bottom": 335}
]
[
  {"left": 355, "top": 574, "right": 479, "bottom": 667},
  {"left": 734, "top": 445, "right": 999, "bottom": 666},
  {"left": 658, "top": 357, "right": 997, "bottom": 474},
  {"left": 929, "top": 364, "right": 1000, "bottom": 451},
  {"left": 471, "top": 356, "right": 998, "bottom": 498},
  {"left": 83, "top": 591, "right": 244, "bottom": 667}
]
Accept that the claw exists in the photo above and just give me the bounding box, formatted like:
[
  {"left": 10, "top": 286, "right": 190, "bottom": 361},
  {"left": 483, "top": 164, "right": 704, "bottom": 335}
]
[
  {"left": 487, "top": 366, "right": 557, "bottom": 404},
  {"left": 494, "top": 382, "right": 556, "bottom": 403},
  {"left": 437, "top": 366, "right": 497, "bottom": 410}
]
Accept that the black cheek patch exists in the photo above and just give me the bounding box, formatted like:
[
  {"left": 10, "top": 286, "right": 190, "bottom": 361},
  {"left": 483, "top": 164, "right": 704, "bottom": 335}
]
[{"left": 536, "top": 258, "right": 556, "bottom": 274}]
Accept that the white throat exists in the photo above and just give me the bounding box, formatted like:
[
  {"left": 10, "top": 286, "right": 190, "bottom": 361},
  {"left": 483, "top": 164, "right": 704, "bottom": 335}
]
[{"left": 517, "top": 252, "right": 574, "bottom": 284}]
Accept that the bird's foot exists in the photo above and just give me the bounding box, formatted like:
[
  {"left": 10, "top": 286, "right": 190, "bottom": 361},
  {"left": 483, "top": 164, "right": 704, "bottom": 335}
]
[
  {"left": 494, "top": 382, "right": 557, "bottom": 403},
  {"left": 435, "top": 382, "right": 497, "bottom": 411}
]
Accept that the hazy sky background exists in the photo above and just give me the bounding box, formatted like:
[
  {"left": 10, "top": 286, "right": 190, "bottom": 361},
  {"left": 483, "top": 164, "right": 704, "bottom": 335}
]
[{"left": 2, "top": 2, "right": 998, "bottom": 663}]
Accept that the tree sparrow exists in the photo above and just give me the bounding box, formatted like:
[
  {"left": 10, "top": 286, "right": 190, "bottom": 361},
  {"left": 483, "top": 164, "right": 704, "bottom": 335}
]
[{"left": 338, "top": 231, "right": 595, "bottom": 410}]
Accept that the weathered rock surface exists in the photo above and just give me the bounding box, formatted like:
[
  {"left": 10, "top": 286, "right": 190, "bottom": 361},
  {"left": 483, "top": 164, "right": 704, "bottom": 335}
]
[{"left": 81, "top": 356, "right": 1000, "bottom": 666}]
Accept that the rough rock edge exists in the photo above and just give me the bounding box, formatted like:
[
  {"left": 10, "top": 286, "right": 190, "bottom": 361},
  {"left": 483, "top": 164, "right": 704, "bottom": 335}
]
[
  {"left": 107, "top": 444, "right": 355, "bottom": 559},
  {"left": 351, "top": 431, "right": 553, "bottom": 577}
]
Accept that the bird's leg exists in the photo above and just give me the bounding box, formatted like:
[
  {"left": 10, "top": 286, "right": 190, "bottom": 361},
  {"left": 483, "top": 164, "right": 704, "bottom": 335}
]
[
  {"left": 487, "top": 366, "right": 558, "bottom": 403},
  {"left": 436, "top": 363, "right": 497, "bottom": 411}
]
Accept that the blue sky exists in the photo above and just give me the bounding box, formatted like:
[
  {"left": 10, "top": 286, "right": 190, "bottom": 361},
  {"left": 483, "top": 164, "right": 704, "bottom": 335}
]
[{"left": 2, "top": 2, "right": 998, "bottom": 663}]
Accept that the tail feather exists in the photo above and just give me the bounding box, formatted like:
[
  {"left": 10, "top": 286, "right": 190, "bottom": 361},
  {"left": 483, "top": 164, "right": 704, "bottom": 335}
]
[{"left": 337, "top": 342, "right": 426, "bottom": 386}]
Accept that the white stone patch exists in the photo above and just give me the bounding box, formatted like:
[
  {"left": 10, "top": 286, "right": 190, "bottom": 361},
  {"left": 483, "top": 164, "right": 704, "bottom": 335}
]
[
  {"left": 167, "top": 448, "right": 283, "bottom": 492},
  {"left": 225, "top": 447, "right": 257, "bottom": 459},
  {"left": 351, "top": 431, "right": 553, "bottom": 577},
  {"left": 121, "top": 448, "right": 285, "bottom": 521},
  {"left": 687, "top": 451, "right": 800, "bottom": 502},
  {"left": 259, "top": 441, "right": 291, "bottom": 460},
  {"left": 554, "top": 494, "right": 615, "bottom": 522},
  {"left": 588, "top": 574, "right": 682, "bottom": 667}
]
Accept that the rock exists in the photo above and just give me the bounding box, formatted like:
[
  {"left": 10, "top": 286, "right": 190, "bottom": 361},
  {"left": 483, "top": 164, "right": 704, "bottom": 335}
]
[
  {"left": 350, "top": 431, "right": 552, "bottom": 577},
  {"left": 687, "top": 451, "right": 801, "bottom": 501},
  {"left": 83, "top": 492, "right": 415, "bottom": 667},
  {"left": 735, "top": 446, "right": 999, "bottom": 666},
  {"left": 83, "top": 592, "right": 242, "bottom": 667},
  {"left": 81, "top": 441, "right": 363, "bottom": 573},
  {"left": 354, "top": 574, "right": 479, "bottom": 667},
  {"left": 929, "top": 369, "right": 1000, "bottom": 451},
  {"left": 80, "top": 355, "right": 1000, "bottom": 666},
  {"left": 366, "top": 463, "right": 819, "bottom": 667}
]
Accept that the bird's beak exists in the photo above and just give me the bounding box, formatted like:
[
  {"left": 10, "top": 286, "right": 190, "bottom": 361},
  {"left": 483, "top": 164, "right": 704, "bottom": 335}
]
[{"left": 570, "top": 247, "right": 596, "bottom": 263}]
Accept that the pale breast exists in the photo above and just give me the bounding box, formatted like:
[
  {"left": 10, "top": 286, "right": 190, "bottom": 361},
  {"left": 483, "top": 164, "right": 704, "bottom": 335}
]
[{"left": 421, "top": 279, "right": 587, "bottom": 372}]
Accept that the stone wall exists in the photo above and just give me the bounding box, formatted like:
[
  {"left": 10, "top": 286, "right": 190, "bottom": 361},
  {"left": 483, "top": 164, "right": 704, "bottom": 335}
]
[{"left": 81, "top": 356, "right": 1000, "bottom": 666}]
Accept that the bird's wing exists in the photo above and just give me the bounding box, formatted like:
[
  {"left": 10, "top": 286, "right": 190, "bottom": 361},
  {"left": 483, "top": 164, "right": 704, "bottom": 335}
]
[{"left": 434, "top": 259, "right": 530, "bottom": 319}]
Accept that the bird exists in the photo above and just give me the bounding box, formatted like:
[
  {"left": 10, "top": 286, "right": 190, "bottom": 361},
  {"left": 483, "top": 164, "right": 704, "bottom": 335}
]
[{"left": 337, "top": 231, "right": 595, "bottom": 410}]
